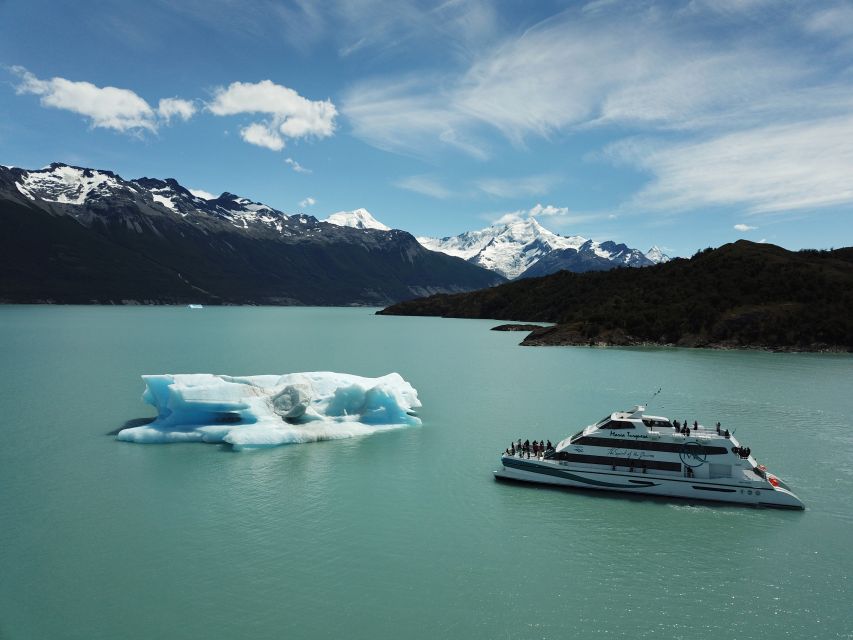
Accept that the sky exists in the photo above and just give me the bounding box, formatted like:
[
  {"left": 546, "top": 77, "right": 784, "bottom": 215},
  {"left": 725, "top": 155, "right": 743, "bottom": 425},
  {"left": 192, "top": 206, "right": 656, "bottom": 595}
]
[{"left": 1, "top": 0, "right": 852, "bottom": 256}]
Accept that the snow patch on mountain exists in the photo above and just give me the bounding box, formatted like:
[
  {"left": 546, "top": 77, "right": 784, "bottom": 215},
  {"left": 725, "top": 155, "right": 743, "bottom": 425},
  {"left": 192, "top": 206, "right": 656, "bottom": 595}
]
[
  {"left": 325, "top": 208, "right": 390, "bottom": 231},
  {"left": 151, "top": 192, "right": 179, "bottom": 212},
  {"left": 19, "top": 163, "right": 129, "bottom": 205}
]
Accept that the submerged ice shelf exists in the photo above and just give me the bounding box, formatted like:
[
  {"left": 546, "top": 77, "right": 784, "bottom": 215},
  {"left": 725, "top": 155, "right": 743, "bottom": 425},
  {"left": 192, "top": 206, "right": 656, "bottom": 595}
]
[{"left": 116, "top": 372, "right": 422, "bottom": 450}]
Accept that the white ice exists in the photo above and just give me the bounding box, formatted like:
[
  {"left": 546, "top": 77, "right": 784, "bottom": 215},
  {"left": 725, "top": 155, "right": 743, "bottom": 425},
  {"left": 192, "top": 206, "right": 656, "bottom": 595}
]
[{"left": 116, "top": 372, "right": 422, "bottom": 450}]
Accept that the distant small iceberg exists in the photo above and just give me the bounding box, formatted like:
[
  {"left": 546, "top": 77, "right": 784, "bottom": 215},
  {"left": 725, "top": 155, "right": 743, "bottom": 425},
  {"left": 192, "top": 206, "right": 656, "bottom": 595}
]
[
  {"left": 187, "top": 304, "right": 204, "bottom": 309},
  {"left": 116, "top": 372, "right": 422, "bottom": 450}
]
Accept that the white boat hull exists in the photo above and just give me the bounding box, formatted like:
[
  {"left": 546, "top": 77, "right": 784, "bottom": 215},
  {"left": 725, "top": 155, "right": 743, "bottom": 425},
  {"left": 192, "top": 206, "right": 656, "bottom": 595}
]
[{"left": 495, "top": 455, "right": 804, "bottom": 509}]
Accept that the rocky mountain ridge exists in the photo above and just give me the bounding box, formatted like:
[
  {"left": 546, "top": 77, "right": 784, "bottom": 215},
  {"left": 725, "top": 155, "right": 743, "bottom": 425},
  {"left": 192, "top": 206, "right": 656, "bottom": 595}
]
[{"left": 0, "top": 163, "right": 503, "bottom": 305}]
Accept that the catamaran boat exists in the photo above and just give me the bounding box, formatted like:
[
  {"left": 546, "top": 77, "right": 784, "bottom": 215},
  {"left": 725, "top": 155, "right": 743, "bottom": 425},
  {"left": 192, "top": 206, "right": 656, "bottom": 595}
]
[{"left": 495, "top": 405, "right": 804, "bottom": 509}]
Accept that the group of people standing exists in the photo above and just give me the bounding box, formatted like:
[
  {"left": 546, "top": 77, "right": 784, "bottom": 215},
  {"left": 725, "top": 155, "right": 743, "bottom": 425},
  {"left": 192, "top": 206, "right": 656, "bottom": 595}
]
[
  {"left": 671, "top": 419, "right": 730, "bottom": 439},
  {"left": 505, "top": 439, "right": 554, "bottom": 459}
]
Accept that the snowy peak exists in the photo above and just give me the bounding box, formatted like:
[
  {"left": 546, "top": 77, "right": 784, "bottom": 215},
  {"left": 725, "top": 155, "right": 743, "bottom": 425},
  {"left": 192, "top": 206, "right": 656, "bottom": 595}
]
[
  {"left": 14, "top": 163, "right": 133, "bottom": 205},
  {"left": 645, "top": 245, "right": 671, "bottom": 264},
  {"left": 470, "top": 218, "right": 584, "bottom": 278},
  {"left": 419, "top": 218, "right": 654, "bottom": 278},
  {"left": 419, "top": 217, "right": 590, "bottom": 279},
  {"left": 324, "top": 208, "right": 390, "bottom": 231},
  {"left": 3, "top": 162, "right": 292, "bottom": 233}
]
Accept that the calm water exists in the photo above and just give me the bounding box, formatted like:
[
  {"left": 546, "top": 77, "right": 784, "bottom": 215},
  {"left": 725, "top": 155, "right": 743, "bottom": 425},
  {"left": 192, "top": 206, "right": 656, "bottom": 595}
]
[{"left": 1, "top": 306, "right": 852, "bottom": 640}]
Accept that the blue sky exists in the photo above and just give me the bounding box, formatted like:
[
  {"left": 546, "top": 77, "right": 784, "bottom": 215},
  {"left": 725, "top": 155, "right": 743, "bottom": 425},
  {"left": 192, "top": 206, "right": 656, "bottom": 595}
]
[{"left": 2, "top": 0, "right": 852, "bottom": 256}]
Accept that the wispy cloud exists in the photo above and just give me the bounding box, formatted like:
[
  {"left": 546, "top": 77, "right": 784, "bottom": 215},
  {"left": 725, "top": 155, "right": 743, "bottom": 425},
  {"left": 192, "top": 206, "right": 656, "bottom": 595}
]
[
  {"left": 343, "top": 3, "right": 853, "bottom": 222},
  {"left": 805, "top": 5, "right": 853, "bottom": 39},
  {"left": 734, "top": 223, "right": 757, "bottom": 231},
  {"left": 208, "top": 80, "right": 336, "bottom": 151},
  {"left": 394, "top": 175, "right": 452, "bottom": 199},
  {"left": 344, "top": 76, "right": 484, "bottom": 159},
  {"left": 285, "top": 157, "right": 311, "bottom": 173},
  {"left": 475, "top": 174, "right": 559, "bottom": 198},
  {"left": 607, "top": 116, "right": 853, "bottom": 214},
  {"left": 299, "top": 196, "right": 316, "bottom": 207},
  {"left": 343, "top": 5, "right": 817, "bottom": 153}
]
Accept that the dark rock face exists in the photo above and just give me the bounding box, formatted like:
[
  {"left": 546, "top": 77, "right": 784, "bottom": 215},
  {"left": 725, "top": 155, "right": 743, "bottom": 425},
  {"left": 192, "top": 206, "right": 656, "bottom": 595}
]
[
  {"left": 490, "top": 324, "right": 545, "bottom": 332},
  {"left": 0, "top": 164, "right": 505, "bottom": 305}
]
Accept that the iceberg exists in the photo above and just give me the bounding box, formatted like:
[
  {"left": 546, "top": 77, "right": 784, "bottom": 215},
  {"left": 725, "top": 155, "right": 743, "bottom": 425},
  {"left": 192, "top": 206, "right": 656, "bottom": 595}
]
[{"left": 116, "top": 372, "right": 421, "bottom": 450}]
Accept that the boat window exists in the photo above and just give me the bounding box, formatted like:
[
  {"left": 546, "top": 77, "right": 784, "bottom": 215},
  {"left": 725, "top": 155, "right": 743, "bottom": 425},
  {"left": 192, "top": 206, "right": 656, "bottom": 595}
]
[
  {"left": 599, "top": 420, "right": 635, "bottom": 430},
  {"left": 568, "top": 430, "right": 585, "bottom": 443},
  {"left": 555, "top": 451, "right": 681, "bottom": 472},
  {"left": 572, "top": 436, "right": 729, "bottom": 455},
  {"left": 596, "top": 415, "right": 613, "bottom": 426},
  {"left": 642, "top": 418, "right": 672, "bottom": 429}
]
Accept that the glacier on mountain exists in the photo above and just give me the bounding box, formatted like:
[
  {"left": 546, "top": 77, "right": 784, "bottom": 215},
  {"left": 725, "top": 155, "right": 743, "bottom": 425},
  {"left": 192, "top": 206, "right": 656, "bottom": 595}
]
[
  {"left": 324, "top": 208, "right": 390, "bottom": 230},
  {"left": 116, "top": 372, "right": 422, "bottom": 450},
  {"left": 418, "top": 218, "right": 653, "bottom": 279}
]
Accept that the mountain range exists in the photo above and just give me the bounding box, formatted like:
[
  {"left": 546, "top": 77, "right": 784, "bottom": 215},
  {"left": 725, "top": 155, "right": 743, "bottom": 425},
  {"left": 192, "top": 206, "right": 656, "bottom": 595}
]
[
  {"left": 0, "top": 163, "right": 502, "bottom": 305},
  {"left": 418, "top": 218, "right": 668, "bottom": 279},
  {"left": 1, "top": 161, "right": 670, "bottom": 305}
]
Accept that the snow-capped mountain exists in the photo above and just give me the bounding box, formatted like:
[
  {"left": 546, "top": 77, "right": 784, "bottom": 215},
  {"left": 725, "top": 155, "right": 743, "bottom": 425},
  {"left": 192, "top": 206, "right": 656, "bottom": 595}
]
[
  {"left": 418, "top": 218, "right": 654, "bottom": 279},
  {"left": 0, "top": 163, "right": 502, "bottom": 305},
  {"left": 324, "top": 208, "right": 390, "bottom": 231},
  {"left": 645, "top": 245, "right": 672, "bottom": 264},
  {"left": 11, "top": 163, "right": 295, "bottom": 233}
]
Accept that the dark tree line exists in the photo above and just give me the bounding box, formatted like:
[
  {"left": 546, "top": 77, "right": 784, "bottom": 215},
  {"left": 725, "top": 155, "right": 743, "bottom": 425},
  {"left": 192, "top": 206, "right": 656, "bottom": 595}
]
[{"left": 380, "top": 241, "right": 853, "bottom": 350}]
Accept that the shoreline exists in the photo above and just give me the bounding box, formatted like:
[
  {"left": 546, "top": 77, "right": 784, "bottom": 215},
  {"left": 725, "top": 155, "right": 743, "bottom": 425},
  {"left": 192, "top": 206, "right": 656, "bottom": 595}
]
[{"left": 494, "top": 323, "right": 850, "bottom": 353}]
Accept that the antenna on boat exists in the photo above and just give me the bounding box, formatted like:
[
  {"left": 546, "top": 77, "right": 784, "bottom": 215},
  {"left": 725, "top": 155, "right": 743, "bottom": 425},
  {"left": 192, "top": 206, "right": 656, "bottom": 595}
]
[{"left": 645, "top": 387, "right": 662, "bottom": 408}]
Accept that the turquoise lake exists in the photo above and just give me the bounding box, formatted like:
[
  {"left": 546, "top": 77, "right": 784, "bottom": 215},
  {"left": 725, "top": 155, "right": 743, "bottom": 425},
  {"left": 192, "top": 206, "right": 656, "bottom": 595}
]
[{"left": 1, "top": 306, "right": 852, "bottom": 640}]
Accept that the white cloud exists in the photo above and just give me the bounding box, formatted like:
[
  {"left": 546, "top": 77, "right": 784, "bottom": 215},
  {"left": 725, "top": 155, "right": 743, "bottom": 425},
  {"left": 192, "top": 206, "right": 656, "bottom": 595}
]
[
  {"left": 528, "top": 204, "right": 569, "bottom": 217},
  {"left": 475, "top": 174, "right": 559, "bottom": 198},
  {"left": 608, "top": 116, "right": 853, "bottom": 214},
  {"left": 189, "top": 188, "right": 217, "bottom": 200},
  {"left": 158, "top": 97, "right": 196, "bottom": 122},
  {"left": 208, "top": 80, "right": 336, "bottom": 151},
  {"left": 492, "top": 211, "right": 523, "bottom": 224},
  {"left": 734, "top": 223, "right": 757, "bottom": 231},
  {"left": 299, "top": 196, "right": 316, "bottom": 208},
  {"left": 395, "top": 175, "right": 452, "bottom": 199},
  {"left": 240, "top": 122, "right": 284, "bottom": 151},
  {"left": 12, "top": 67, "right": 196, "bottom": 133},
  {"left": 285, "top": 157, "right": 311, "bottom": 173},
  {"left": 491, "top": 203, "right": 615, "bottom": 228},
  {"left": 13, "top": 66, "right": 157, "bottom": 132}
]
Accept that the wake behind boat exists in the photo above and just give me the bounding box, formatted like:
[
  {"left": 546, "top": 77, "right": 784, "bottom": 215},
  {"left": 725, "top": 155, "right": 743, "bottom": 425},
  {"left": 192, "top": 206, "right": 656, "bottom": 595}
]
[{"left": 495, "top": 405, "right": 804, "bottom": 509}]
